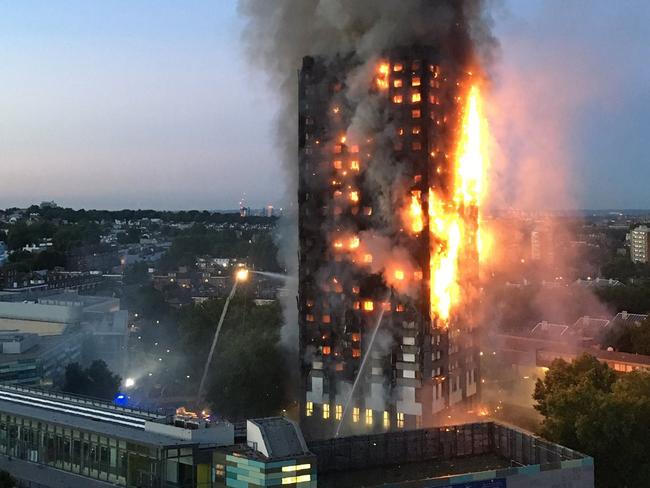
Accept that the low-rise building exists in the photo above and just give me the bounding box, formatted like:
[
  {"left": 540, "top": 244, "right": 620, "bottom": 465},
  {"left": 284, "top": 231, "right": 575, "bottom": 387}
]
[
  {"left": 0, "top": 384, "right": 593, "bottom": 488},
  {"left": 0, "top": 291, "right": 128, "bottom": 380}
]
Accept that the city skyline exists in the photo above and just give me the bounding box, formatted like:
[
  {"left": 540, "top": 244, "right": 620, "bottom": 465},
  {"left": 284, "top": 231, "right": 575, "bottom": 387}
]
[{"left": 1, "top": 1, "right": 650, "bottom": 210}]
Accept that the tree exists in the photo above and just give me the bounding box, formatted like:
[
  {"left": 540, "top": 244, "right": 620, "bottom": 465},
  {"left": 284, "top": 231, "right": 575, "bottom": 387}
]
[
  {"left": 63, "top": 360, "right": 121, "bottom": 401},
  {"left": 533, "top": 354, "right": 650, "bottom": 487},
  {"left": 534, "top": 354, "right": 616, "bottom": 447},
  {"left": 0, "top": 470, "right": 15, "bottom": 488},
  {"left": 179, "top": 294, "right": 289, "bottom": 420},
  {"left": 123, "top": 262, "right": 149, "bottom": 285},
  {"left": 600, "top": 316, "right": 650, "bottom": 355}
]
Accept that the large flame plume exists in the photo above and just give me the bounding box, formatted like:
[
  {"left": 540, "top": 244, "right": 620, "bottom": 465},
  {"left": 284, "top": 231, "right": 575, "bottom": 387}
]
[{"left": 428, "top": 82, "right": 489, "bottom": 327}]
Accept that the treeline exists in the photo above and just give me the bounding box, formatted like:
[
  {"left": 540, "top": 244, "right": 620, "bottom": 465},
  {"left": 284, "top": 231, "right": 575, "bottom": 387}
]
[
  {"left": 9, "top": 205, "right": 276, "bottom": 226},
  {"left": 159, "top": 225, "right": 281, "bottom": 272}
]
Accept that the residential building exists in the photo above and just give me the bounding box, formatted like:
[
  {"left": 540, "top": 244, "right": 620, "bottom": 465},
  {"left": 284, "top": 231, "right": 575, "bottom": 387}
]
[
  {"left": 298, "top": 49, "right": 480, "bottom": 439},
  {"left": 630, "top": 225, "right": 650, "bottom": 263}
]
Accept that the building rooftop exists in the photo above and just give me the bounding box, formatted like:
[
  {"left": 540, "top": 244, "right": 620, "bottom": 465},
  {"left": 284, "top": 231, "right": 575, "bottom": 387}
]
[
  {"left": 0, "top": 385, "right": 234, "bottom": 447},
  {"left": 247, "top": 417, "right": 310, "bottom": 459},
  {"left": 309, "top": 422, "right": 592, "bottom": 488},
  {"left": 0, "top": 333, "right": 76, "bottom": 364}
]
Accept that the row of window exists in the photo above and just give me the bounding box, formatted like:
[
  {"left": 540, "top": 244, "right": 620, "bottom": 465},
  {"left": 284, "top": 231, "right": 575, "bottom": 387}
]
[{"left": 305, "top": 402, "right": 407, "bottom": 428}]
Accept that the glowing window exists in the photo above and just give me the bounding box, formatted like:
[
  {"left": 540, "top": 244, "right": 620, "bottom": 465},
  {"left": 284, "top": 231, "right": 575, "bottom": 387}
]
[
  {"left": 396, "top": 304, "right": 405, "bottom": 312},
  {"left": 333, "top": 144, "right": 342, "bottom": 154},
  {"left": 397, "top": 412, "right": 405, "bottom": 428},
  {"left": 322, "top": 314, "right": 331, "bottom": 323},
  {"left": 333, "top": 160, "right": 343, "bottom": 169},
  {"left": 335, "top": 404, "right": 343, "bottom": 420},
  {"left": 393, "top": 95, "right": 403, "bottom": 104},
  {"left": 429, "top": 95, "right": 439, "bottom": 105},
  {"left": 412, "top": 109, "right": 421, "bottom": 119},
  {"left": 306, "top": 402, "right": 313, "bottom": 417},
  {"left": 322, "top": 346, "right": 331, "bottom": 355},
  {"left": 352, "top": 407, "right": 360, "bottom": 423},
  {"left": 353, "top": 301, "right": 360, "bottom": 310},
  {"left": 282, "top": 475, "right": 311, "bottom": 485},
  {"left": 412, "top": 126, "right": 421, "bottom": 135},
  {"left": 364, "top": 207, "right": 373, "bottom": 216},
  {"left": 411, "top": 92, "right": 421, "bottom": 103},
  {"left": 350, "top": 145, "right": 360, "bottom": 153},
  {"left": 393, "top": 63, "right": 403, "bottom": 72},
  {"left": 414, "top": 271, "right": 423, "bottom": 280},
  {"left": 350, "top": 160, "right": 360, "bottom": 171},
  {"left": 351, "top": 333, "right": 361, "bottom": 342},
  {"left": 412, "top": 76, "right": 421, "bottom": 87},
  {"left": 383, "top": 411, "right": 390, "bottom": 429},
  {"left": 306, "top": 314, "right": 314, "bottom": 322},
  {"left": 282, "top": 464, "right": 311, "bottom": 473},
  {"left": 352, "top": 349, "right": 361, "bottom": 358},
  {"left": 363, "top": 301, "right": 374, "bottom": 312},
  {"left": 365, "top": 409, "right": 373, "bottom": 426},
  {"left": 393, "top": 79, "right": 403, "bottom": 88},
  {"left": 363, "top": 254, "right": 373, "bottom": 264},
  {"left": 352, "top": 286, "right": 360, "bottom": 294},
  {"left": 323, "top": 404, "right": 330, "bottom": 419}
]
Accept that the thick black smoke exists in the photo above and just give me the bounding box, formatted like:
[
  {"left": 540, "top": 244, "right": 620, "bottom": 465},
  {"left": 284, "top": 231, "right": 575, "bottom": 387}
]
[{"left": 238, "top": 0, "right": 498, "bottom": 349}]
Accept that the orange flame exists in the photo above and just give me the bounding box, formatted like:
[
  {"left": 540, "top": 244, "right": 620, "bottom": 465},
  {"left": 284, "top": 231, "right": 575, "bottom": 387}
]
[
  {"left": 408, "top": 191, "right": 424, "bottom": 234},
  {"left": 376, "top": 62, "right": 390, "bottom": 90},
  {"left": 429, "top": 83, "right": 488, "bottom": 327}
]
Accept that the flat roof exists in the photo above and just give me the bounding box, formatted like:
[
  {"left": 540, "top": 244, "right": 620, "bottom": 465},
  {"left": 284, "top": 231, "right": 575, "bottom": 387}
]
[
  {"left": 0, "top": 334, "right": 76, "bottom": 364},
  {"left": 0, "top": 398, "right": 197, "bottom": 447},
  {"left": 318, "top": 454, "right": 510, "bottom": 488}
]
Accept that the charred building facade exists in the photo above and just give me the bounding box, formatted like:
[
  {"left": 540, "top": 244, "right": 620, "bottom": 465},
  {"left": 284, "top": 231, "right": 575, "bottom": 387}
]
[{"left": 298, "top": 47, "right": 482, "bottom": 440}]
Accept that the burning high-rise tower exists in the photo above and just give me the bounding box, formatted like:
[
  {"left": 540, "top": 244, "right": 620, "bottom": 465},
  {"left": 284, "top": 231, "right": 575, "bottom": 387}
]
[
  {"left": 298, "top": 40, "right": 488, "bottom": 438},
  {"left": 238, "top": 0, "right": 495, "bottom": 442}
]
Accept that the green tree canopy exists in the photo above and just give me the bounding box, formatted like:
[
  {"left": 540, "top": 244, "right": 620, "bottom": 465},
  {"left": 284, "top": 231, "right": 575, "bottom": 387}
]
[
  {"left": 179, "top": 293, "right": 288, "bottom": 420},
  {"left": 62, "top": 360, "right": 122, "bottom": 401},
  {"left": 534, "top": 354, "right": 650, "bottom": 487}
]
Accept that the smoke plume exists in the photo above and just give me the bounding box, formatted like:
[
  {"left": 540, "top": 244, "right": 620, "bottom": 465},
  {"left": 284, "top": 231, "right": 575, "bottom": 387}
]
[{"left": 238, "top": 0, "right": 497, "bottom": 341}]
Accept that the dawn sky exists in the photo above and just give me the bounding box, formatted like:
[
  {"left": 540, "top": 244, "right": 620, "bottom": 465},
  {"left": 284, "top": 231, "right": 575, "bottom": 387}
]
[{"left": 1, "top": 1, "right": 649, "bottom": 210}]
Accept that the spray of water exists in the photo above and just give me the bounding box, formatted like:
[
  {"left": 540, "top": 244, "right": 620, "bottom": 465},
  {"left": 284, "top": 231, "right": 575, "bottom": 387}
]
[
  {"left": 197, "top": 280, "right": 240, "bottom": 404},
  {"left": 334, "top": 301, "right": 388, "bottom": 438},
  {"left": 251, "top": 270, "right": 297, "bottom": 283}
]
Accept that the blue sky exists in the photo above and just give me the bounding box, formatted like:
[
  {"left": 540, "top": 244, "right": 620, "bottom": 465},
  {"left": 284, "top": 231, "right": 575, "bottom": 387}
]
[{"left": 1, "top": 1, "right": 649, "bottom": 210}]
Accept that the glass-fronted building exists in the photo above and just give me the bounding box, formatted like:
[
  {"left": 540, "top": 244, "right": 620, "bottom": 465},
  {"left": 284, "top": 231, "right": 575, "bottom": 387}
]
[{"left": 0, "top": 385, "right": 316, "bottom": 488}]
